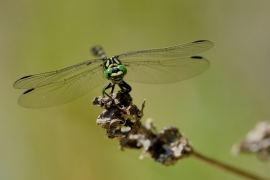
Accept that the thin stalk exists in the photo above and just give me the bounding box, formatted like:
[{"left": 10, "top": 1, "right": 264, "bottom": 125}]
[{"left": 192, "top": 150, "right": 268, "bottom": 180}]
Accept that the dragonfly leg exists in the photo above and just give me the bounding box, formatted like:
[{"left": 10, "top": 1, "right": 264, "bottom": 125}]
[
  {"left": 110, "top": 83, "right": 115, "bottom": 94},
  {"left": 102, "top": 82, "right": 114, "bottom": 97},
  {"left": 118, "top": 81, "right": 132, "bottom": 94}
]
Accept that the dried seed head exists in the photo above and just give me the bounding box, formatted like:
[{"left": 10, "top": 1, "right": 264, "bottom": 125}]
[
  {"left": 232, "top": 121, "right": 270, "bottom": 160},
  {"left": 120, "top": 118, "right": 193, "bottom": 166},
  {"left": 93, "top": 93, "right": 192, "bottom": 165},
  {"left": 93, "top": 92, "right": 144, "bottom": 139}
]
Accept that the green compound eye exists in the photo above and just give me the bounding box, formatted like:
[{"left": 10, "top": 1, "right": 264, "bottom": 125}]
[
  {"left": 118, "top": 65, "right": 127, "bottom": 75},
  {"left": 104, "top": 68, "right": 113, "bottom": 79}
]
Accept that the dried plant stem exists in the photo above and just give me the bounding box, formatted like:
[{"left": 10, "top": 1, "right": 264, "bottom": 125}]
[
  {"left": 93, "top": 93, "right": 269, "bottom": 179},
  {"left": 192, "top": 151, "right": 268, "bottom": 180}
]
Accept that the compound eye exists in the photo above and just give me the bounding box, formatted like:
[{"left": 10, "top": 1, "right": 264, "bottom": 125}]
[
  {"left": 104, "top": 68, "right": 113, "bottom": 79},
  {"left": 118, "top": 65, "right": 127, "bottom": 75}
]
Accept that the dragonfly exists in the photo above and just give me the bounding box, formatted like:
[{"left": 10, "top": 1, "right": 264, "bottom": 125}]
[{"left": 14, "top": 40, "right": 213, "bottom": 108}]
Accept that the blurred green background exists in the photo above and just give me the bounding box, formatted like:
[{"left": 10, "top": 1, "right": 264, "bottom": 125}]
[{"left": 1, "top": 0, "right": 270, "bottom": 179}]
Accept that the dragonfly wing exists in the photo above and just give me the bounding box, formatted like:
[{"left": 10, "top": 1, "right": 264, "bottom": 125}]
[
  {"left": 116, "top": 40, "right": 213, "bottom": 59},
  {"left": 15, "top": 60, "right": 106, "bottom": 108},
  {"left": 121, "top": 56, "right": 210, "bottom": 83},
  {"left": 14, "top": 59, "right": 103, "bottom": 89}
]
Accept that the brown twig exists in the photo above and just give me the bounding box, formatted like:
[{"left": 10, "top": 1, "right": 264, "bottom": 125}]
[
  {"left": 192, "top": 151, "right": 268, "bottom": 180},
  {"left": 92, "top": 92, "right": 269, "bottom": 180}
]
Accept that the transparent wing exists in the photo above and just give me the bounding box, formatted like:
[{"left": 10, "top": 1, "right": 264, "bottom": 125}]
[
  {"left": 122, "top": 56, "right": 210, "bottom": 83},
  {"left": 118, "top": 40, "right": 212, "bottom": 83},
  {"left": 116, "top": 40, "right": 213, "bottom": 59},
  {"left": 14, "top": 60, "right": 106, "bottom": 108},
  {"left": 14, "top": 59, "right": 103, "bottom": 89}
]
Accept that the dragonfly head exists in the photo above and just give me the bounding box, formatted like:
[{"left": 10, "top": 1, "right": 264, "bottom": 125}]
[
  {"left": 104, "top": 65, "right": 127, "bottom": 83},
  {"left": 103, "top": 58, "right": 127, "bottom": 84}
]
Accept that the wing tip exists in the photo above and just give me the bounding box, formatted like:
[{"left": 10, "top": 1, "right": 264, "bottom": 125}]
[
  {"left": 23, "top": 88, "right": 35, "bottom": 94},
  {"left": 191, "top": 56, "right": 211, "bottom": 69},
  {"left": 13, "top": 75, "right": 33, "bottom": 89},
  {"left": 191, "top": 56, "right": 203, "bottom": 59},
  {"left": 193, "top": 40, "right": 214, "bottom": 47},
  {"left": 20, "top": 75, "right": 33, "bottom": 79}
]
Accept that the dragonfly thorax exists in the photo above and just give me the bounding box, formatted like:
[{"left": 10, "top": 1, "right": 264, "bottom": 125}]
[{"left": 103, "top": 57, "right": 127, "bottom": 84}]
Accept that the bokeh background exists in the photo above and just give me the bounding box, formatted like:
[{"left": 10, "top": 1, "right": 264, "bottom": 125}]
[{"left": 1, "top": 0, "right": 270, "bottom": 180}]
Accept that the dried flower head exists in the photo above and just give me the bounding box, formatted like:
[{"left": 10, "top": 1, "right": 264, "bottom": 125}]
[
  {"left": 92, "top": 92, "right": 145, "bottom": 140},
  {"left": 93, "top": 93, "right": 192, "bottom": 165},
  {"left": 120, "top": 118, "right": 193, "bottom": 166},
  {"left": 232, "top": 121, "right": 270, "bottom": 160}
]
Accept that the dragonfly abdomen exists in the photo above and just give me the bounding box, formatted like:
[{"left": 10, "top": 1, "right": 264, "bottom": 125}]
[{"left": 92, "top": 45, "right": 107, "bottom": 59}]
